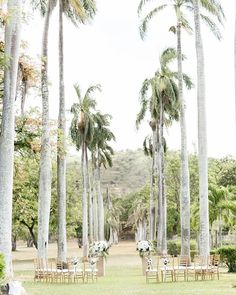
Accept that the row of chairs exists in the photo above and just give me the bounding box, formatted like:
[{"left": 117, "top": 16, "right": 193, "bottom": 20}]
[
  {"left": 34, "top": 258, "right": 98, "bottom": 283},
  {"left": 145, "top": 254, "right": 220, "bottom": 283}
]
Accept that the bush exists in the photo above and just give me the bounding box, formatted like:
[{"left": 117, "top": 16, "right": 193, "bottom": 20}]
[
  {"left": 167, "top": 241, "right": 181, "bottom": 256},
  {"left": 167, "top": 239, "right": 197, "bottom": 258},
  {"left": 217, "top": 246, "right": 236, "bottom": 272},
  {"left": 0, "top": 253, "right": 5, "bottom": 281}
]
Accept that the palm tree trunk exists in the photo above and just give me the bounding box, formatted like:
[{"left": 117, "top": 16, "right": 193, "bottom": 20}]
[
  {"left": 82, "top": 142, "right": 89, "bottom": 257},
  {"left": 57, "top": 0, "right": 67, "bottom": 262},
  {"left": 156, "top": 123, "right": 163, "bottom": 253},
  {"left": 92, "top": 166, "right": 99, "bottom": 241},
  {"left": 177, "top": 17, "right": 190, "bottom": 258},
  {"left": 97, "top": 153, "right": 104, "bottom": 241},
  {"left": 149, "top": 131, "right": 156, "bottom": 241},
  {"left": 193, "top": 0, "right": 209, "bottom": 257},
  {"left": 85, "top": 147, "right": 93, "bottom": 242},
  {"left": 38, "top": 1, "right": 52, "bottom": 260},
  {"left": 0, "top": 0, "right": 21, "bottom": 278},
  {"left": 219, "top": 210, "right": 222, "bottom": 247},
  {"left": 159, "top": 99, "right": 167, "bottom": 254}
]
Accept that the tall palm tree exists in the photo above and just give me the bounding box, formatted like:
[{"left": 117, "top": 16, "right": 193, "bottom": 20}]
[
  {"left": 70, "top": 83, "right": 101, "bottom": 257},
  {"left": 208, "top": 185, "right": 233, "bottom": 248},
  {"left": 138, "top": 0, "right": 192, "bottom": 257},
  {"left": 137, "top": 48, "right": 192, "bottom": 253},
  {"left": 90, "top": 112, "right": 115, "bottom": 241},
  {"left": 138, "top": 0, "right": 223, "bottom": 257},
  {"left": 37, "top": 0, "right": 57, "bottom": 260},
  {"left": 193, "top": 0, "right": 224, "bottom": 257},
  {"left": 0, "top": 0, "right": 22, "bottom": 277},
  {"left": 57, "top": 0, "right": 96, "bottom": 262}
]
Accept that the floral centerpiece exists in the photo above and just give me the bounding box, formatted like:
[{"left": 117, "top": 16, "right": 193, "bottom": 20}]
[
  {"left": 136, "top": 240, "right": 153, "bottom": 258},
  {"left": 88, "top": 241, "right": 111, "bottom": 277},
  {"left": 89, "top": 240, "right": 111, "bottom": 259}
]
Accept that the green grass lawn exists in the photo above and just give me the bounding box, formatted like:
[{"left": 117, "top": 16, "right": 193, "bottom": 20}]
[
  {"left": 17, "top": 265, "right": 236, "bottom": 295},
  {"left": 12, "top": 242, "right": 236, "bottom": 295}
]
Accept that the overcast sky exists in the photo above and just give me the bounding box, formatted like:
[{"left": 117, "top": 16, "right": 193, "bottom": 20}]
[{"left": 23, "top": 0, "right": 236, "bottom": 158}]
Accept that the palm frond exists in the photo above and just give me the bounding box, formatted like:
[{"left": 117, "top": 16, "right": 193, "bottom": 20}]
[
  {"left": 73, "top": 83, "right": 82, "bottom": 101},
  {"left": 63, "top": 0, "right": 97, "bottom": 26},
  {"left": 70, "top": 102, "right": 80, "bottom": 115},
  {"left": 136, "top": 78, "right": 151, "bottom": 128},
  {"left": 200, "top": 0, "right": 225, "bottom": 25},
  {"left": 82, "top": 0, "right": 97, "bottom": 17},
  {"left": 84, "top": 84, "right": 101, "bottom": 100},
  {"left": 200, "top": 14, "right": 222, "bottom": 40},
  {"left": 180, "top": 15, "right": 193, "bottom": 34},
  {"left": 160, "top": 47, "right": 177, "bottom": 69},
  {"left": 137, "top": 0, "right": 153, "bottom": 15},
  {"left": 30, "top": 0, "right": 48, "bottom": 16},
  {"left": 139, "top": 5, "right": 168, "bottom": 40},
  {"left": 143, "top": 135, "right": 153, "bottom": 157},
  {"left": 182, "top": 73, "right": 194, "bottom": 90}
]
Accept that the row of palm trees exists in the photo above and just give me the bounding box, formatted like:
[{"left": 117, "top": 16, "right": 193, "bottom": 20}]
[
  {"left": 70, "top": 84, "right": 115, "bottom": 257},
  {"left": 136, "top": 0, "right": 224, "bottom": 258},
  {"left": 0, "top": 0, "right": 102, "bottom": 278}
]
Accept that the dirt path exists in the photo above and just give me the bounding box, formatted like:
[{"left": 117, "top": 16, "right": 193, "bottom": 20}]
[{"left": 12, "top": 240, "right": 139, "bottom": 272}]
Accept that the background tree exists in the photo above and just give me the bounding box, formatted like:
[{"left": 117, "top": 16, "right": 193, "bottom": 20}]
[
  {"left": 193, "top": 0, "right": 224, "bottom": 258},
  {"left": 90, "top": 111, "right": 115, "bottom": 241},
  {"left": 0, "top": 0, "right": 22, "bottom": 277},
  {"left": 57, "top": 0, "right": 96, "bottom": 261},
  {"left": 138, "top": 0, "right": 192, "bottom": 257},
  {"left": 37, "top": 0, "right": 57, "bottom": 260},
  {"left": 70, "top": 83, "right": 100, "bottom": 257}
]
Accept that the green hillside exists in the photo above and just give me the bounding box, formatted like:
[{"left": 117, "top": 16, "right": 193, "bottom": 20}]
[{"left": 100, "top": 149, "right": 151, "bottom": 196}]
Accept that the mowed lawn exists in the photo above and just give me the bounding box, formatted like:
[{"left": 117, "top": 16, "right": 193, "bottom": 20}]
[{"left": 12, "top": 241, "right": 236, "bottom": 295}]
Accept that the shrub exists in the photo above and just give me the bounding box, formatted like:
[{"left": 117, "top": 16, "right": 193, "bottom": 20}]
[
  {"left": 167, "top": 241, "right": 181, "bottom": 256},
  {"left": 0, "top": 253, "right": 5, "bottom": 281},
  {"left": 217, "top": 246, "right": 236, "bottom": 272},
  {"left": 168, "top": 239, "right": 198, "bottom": 258}
]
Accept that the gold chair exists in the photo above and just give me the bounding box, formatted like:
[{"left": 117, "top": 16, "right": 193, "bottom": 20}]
[
  {"left": 83, "top": 258, "right": 98, "bottom": 283},
  {"left": 209, "top": 254, "right": 220, "bottom": 280},
  {"left": 174, "top": 255, "right": 189, "bottom": 281},
  {"left": 72, "top": 259, "right": 84, "bottom": 283},
  {"left": 33, "top": 258, "right": 44, "bottom": 282},
  {"left": 145, "top": 256, "right": 160, "bottom": 283},
  {"left": 160, "top": 255, "right": 175, "bottom": 282},
  {"left": 194, "top": 255, "right": 211, "bottom": 280}
]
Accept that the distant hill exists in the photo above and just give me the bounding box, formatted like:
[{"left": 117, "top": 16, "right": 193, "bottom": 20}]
[{"left": 100, "top": 149, "right": 151, "bottom": 196}]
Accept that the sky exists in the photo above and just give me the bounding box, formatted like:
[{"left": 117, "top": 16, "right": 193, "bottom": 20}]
[{"left": 22, "top": 0, "right": 236, "bottom": 159}]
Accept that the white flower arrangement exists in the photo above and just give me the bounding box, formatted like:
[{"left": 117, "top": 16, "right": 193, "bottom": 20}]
[
  {"left": 136, "top": 240, "right": 153, "bottom": 257},
  {"left": 89, "top": 240, "right": 111, "bottom": 258}
]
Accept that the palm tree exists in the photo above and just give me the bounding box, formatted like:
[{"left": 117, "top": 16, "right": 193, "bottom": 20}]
[
  {"left": 105, "top": 187, "right": 122, "bottom": 244},
  {"left": 90, "top": 112, "right": 115, "bottom": 241},
  {"left": 37, "top": 0, "right": 57, "bottom": 261},
  {"left": 138, "top": 0, "right": 223, "bottom": 257},
  {"left": 128, "top": 186, "right": 150, "bottom": 241},
  {"left": 70, "top": 83, "right": 101, "bottom": 257},
  {"left": 57, "top": 0, "right": 96, "bottom": 262},
  {"left": 0, "top": 0, "right": 22, "bottom": 278},
  {"left": 208, "top": 185, "right": 233, "bottom": 248},
  {"left": 193, "top": 0, "right": 224, "bottom": 257},
  {"left": 137, "top": 48, "right": 192, "bottom": 253},
  {"left": 138, "top": 0, "right": 192, "bottom": 257}
]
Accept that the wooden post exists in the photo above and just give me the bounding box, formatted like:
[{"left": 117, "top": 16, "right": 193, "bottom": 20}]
[{"left": 97, "top": 256, "right": 105, "bottom": 277}]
